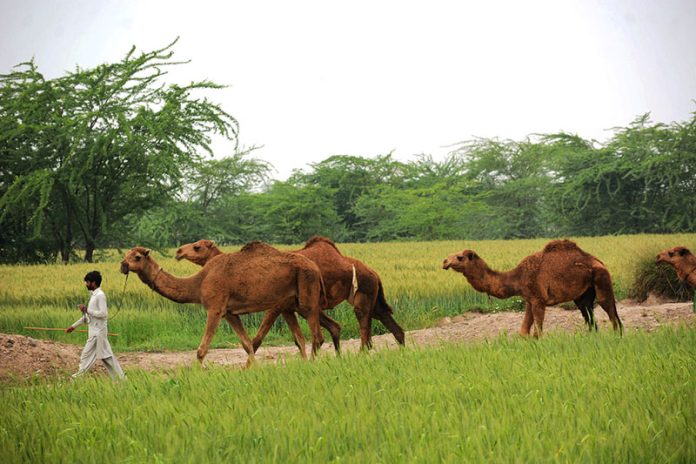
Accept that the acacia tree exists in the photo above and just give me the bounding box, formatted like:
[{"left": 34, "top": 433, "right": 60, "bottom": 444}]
[
  {"left": 128, "top": 149, "right": 272, "bottom": 247},
  {"left": 0, "top": 39, "right": 238, "bottom": 262},
  {"left": 548, "top": 113, "right": 696, "bottom": 236}
]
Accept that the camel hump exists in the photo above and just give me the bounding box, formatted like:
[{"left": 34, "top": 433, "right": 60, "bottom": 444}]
[
  {"left": 303, "top": 235, "right": 341, "bottom": 253},
  {"left": 240, "top": 240, "right": 281, "bottom": 254},
  {"left": 542, "top": 239, "right": 582, "bottom": 254}
]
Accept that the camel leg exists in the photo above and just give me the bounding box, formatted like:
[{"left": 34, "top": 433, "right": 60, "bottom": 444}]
[
  {"left": 373, "top": 309, "right": 405, "bottom": 346},
  {"left": 223, "top": 314, "right": 253, "bottom": 356},
  {"left": 319, "top": 313, "right": 342, "bottom": 353},
  {"left": 251, "top": 307, "right": 283, "bottom": 352},
  {"left": 293, "top": 305, "right": 342, "bottom": 353},
  {"left": 222, "top": 313, "right": 256, "bottom": 367},
  {"left": 520, "top": 301, "right": 534, "bottom": 336},
  {"left": 372, "top": 284, "right": 405, "bottom": 345},
  {"left": 197, "top": 310, "right": 224, "bottom": 364},
  {"left": 593, "top": 267, "right": 624, "bottom": 334},
  {"left": 353, "top": 292, "right": 374, "bottom": 350},
  {"left": 574, "top": 287, "right": 597, "bottom": 331},
  {"left": 307, "top": 307, "right": 323, "bottom": 357},
  {"left": 531, "top": 302, "right": 546, "bottom": 338},
  {"left": 281, "top": 311, "right": 307, "bottom": 359},
  {"left": 296, "top": 270, "right": 326, "bottom": 356}
]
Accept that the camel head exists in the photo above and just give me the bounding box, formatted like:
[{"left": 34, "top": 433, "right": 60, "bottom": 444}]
[
  {"left": 442, "top": 249, "right": 484, "bottom": 278},
  {"left": 656, "top": 246, "right": 693, "bottom": 268},
  {"left": 175, "top": 239, "right": 217, "bottom": 266},
  {"left": 120, "top": 247, "right": 156, "bottom": 275}
]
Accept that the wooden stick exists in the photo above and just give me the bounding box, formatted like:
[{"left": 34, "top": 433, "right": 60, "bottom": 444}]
[{"left": 23, "top": 327, "right": 119, "bottom": 336}]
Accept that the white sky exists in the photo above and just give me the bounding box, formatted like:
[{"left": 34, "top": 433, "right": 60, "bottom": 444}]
[{"left": 1, "top": 0, "right": 695, "bottom": 180}]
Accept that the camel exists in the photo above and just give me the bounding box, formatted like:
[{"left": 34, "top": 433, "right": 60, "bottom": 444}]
[
  {"left": 656, "top": 246, "right": 696, "bottom": 288},
  {"left": 442, "top": 239, "right": 623, "bottom": 337},
  {"left": 174, "top": 239, "right": 343, "bottom": 353},
  {"left": 176, "top": 237, "right": 406, "bottom": 350},
  {"left": 120, "top": 242, "right": 326, "bottom": 366}
]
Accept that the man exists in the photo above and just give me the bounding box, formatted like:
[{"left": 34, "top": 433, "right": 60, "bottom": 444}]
[{"left": 66, "top": 271, "right": 125, "bottom": 380}]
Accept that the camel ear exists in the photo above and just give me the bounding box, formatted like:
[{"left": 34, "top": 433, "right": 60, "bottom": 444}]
[
  {"left": 466, "top": 252, "right": 476, "bottom": 260},
  {"left": 679, "top": 248, "right": 689, "bottom": 256},
  {"left": 204, "top": 240, "right": 215, "bottom": 247},
  {"left": 142, "top": 249, "right": 150, "bottom": 256}
]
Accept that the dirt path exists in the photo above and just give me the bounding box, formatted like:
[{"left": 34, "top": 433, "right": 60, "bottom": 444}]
[{"left": 2, "top": 300, "right": 694, "bottom": 381}]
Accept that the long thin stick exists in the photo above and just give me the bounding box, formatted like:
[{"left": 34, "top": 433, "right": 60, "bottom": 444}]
[{"left": 23, "top": 327, "right": 119, "bottom": 336}]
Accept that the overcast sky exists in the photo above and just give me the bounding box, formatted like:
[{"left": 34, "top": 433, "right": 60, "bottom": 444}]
[{"left": 1, "top": 0, "right": 695, "bottom": 179}]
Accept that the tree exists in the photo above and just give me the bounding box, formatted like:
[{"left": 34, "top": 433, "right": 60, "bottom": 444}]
[
  {"left": 183, "top": 147, "right": 271, "bottom": 213},
  {"left": 450, "top": 138, "right": 555, "bottom": 239},
  {"left": 293, "top": 154, "right": 407, "bottom": 240},
  {"left": 548, "top": 113, "right": 696, "bottom": 236},
  {"left": 0, "top": 39, "right": 238, "bottom": 263},
  {"left": 129, "top": 149, "right": 272, "bottom": 247}
]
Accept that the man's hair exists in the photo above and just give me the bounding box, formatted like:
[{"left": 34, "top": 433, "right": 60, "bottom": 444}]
[{"left": 84, "top": 270, "right": 102, "bottom": 287}]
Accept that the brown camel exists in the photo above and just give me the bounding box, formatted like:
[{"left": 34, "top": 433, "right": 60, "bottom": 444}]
[
  {"left": 656, "top": 246, "right": 696, "bottom": 288},
  {"left": 176, "top": 237, "right": 406, "bottom": 350},
  {"left": 175, "top": 240, "right": 343, "bottom": 353},
  {"left": 442, "top": 239, "right": 623, "bottom": 336},
  {"left": 120, "top": 242, "right": 326, "bottom": 365}
]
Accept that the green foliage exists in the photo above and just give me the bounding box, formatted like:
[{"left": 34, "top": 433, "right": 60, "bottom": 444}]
[
  {"left": 549, "top": 114, "right": 696, "bottom": 236},
  {"left": 1, "top": 328, "right": 694, "bottom": 462},
  {"left": 0, "top": 39, "right": 238, "bottom": 262},
  {"left": 201, "top": 110, "right": 693, "bottom": 247},
  {"left": 2, "top": 36, "right": 694, "bottom": 257}
]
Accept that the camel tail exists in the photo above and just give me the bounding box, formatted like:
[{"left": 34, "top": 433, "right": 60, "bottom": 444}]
[
  {"left": 374, "top": 279, "right": 406, "bottom": 345},
  {"left": 592, "top": 266, "right": 624, "bottom": 335}
]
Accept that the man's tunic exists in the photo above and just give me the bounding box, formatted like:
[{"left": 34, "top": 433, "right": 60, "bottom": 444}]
[{"left": 70, "top": 287, "right": 115, "bottom": 361}]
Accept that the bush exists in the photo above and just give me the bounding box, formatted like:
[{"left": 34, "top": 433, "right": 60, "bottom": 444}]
[{"left": 629, "top": 257, "right": 692, "bottom": 302}]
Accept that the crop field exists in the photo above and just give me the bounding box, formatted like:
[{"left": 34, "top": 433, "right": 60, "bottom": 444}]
[
  {"left": 1, "top": 234, "right": 695, "bottom": 462},
  {"left": 0, "top": 234, "right": 694, "bottom": 351},
  {"left": 1, "top": 328, "right": 694, "bottom": 462}
]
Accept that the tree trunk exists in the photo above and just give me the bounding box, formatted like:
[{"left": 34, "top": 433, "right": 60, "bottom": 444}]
[
  {"left": 60, "top": 246, "right": 70, "bottom": 265},
  {"left": 84, "top": 242, "right": 95, "bottom": 263},
  {"left": 53, "top": 218, "right": 72, "bottom": 265}
]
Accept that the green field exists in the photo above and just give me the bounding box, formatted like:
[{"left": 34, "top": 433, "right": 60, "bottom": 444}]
[
  {"left": 2, "top": 234, "right": 695, "bottom": 462},
  {"left": 1, "top": 234, "right": 694, "bottom": 351},
  {"left": 1, "top": 328, "right": 694, "bottom": 462}
]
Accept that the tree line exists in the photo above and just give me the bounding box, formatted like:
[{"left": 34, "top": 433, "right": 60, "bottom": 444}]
[{"left": 1, "top": 41, "right": 695, "bottom": 263}]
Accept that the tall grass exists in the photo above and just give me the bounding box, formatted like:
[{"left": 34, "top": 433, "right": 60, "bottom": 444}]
[
  {"left": 1, "top": 328, "right": 694, "bottom": 462},
  {"left": 1, "top": 234, "right": 694, "bottom": 351}
]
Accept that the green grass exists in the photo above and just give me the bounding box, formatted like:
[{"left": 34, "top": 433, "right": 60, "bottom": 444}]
[
  {"left": 1, "top": 328, "right": 694, "bottom": 463},
  {"left": 1, "top": 234, "right": 694, "bottom": 351}
]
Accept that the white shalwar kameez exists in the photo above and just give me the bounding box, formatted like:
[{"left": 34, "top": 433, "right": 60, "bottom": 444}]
[{"left": 70, "top": 287, "right": 124, "bottom": 379}]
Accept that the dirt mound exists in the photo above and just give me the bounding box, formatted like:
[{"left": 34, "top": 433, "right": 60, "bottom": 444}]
[
  {"left": 1, "top": 301, "right": 694, "bottom": 382},
  {"left": 0, "top": 333, "right": 81, "bottom": 381}
]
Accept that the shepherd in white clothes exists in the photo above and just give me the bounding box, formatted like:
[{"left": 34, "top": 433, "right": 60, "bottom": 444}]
[{"left": 66, "top": 271, "right": 125, "bottom": 380}]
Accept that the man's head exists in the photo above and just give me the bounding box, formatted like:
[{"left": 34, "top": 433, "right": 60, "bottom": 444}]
[{"left": 84, "top": 270, "right": 102, "bottom": 291}]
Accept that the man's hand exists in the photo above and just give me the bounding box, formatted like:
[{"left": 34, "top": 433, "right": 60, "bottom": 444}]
[
  {"left": 65, "top": 327, "right": 75, "bottom": 333},
  {"left": 78, "top": 304, "right": 87, "bottom": 313}
]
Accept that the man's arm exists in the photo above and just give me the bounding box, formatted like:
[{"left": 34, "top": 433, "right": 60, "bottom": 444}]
[
  {"left": 66, "top": 313, "right": 88, "bottom": 332},
  {"left": 87, "top": 293, "right": 108, "bottom": 319}
]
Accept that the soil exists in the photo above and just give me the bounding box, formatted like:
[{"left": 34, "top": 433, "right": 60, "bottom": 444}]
[{"left": 2, "top": 299, "right": 694, "bottom": 382}]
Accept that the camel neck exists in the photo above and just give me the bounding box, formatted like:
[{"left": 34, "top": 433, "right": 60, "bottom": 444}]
[
  {"left": 140, "top": 265, "right": 203, "bottom": 304},
  {"left": 467, "top": 263, "right": 522, "bottom": 299},
  {"left": 679, "top": 261, "right": 696, "bottom": 283},
  {"left": 210, "top": 246, "right": 223, "bottom": 258}
]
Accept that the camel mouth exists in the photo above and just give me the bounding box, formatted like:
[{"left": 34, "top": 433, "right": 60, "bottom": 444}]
[
  {"left": 175, "top": 254, "right": 184, "bottom": 262},
  {"left": 442, "top": 261, "right": 451, "bottom": 270},
  {"left": 120, "top": 263, "right": 130, "bottom": 275}
]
